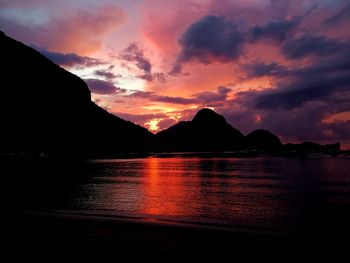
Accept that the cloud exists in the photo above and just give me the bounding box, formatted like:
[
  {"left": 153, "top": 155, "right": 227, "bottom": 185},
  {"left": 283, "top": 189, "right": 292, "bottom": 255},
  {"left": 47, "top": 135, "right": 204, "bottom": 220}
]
[
  {"left": 85, "top": 79, "right": 125, "bottom": 95},
  {"left": 0, "top": 4, "right": 125, "bottom": 54},
  {"left": 127, "top": 86, "right": 231, "bottom": 106},
  {"left": 0, "top": 0, "right": 57, "bottom": 8},
  {"left": 324, "top": 3, "right": 350, "bottom": 26},
  {"left": 236, "top": 36, "right": 350, "bottom": 110},
  {"left": 171, "top": 15, "right": 244, "bottom": 74},
  {"left": 111, "top": 111, "right": 179, "bottom": 132},
  {"left": 128, "top": 91, "right": 196, "bottom": 105},
  {"left": 32, "top": 45, "right": 103, "bottom": 67},
  {"left": 94, "top": 66, "right": 118, "bottom": 80},
  {"left": 249, "top": 4, "right": 317, "bottom": 43},
  {"left": 120, "top": 43, "right": 152, "bottom": 74},
  {"left": 282, "top": 35, "right": 350, "bottom": 59},
  {"left": 254, "top": 72, "right": 350, "bottom": 110},
  {"left": 244, "top": 62, "right": 286, "bottom": 78},
  {"left": 169, "top": 4, "right": 319, "bottom": 74},
  {"left": 214, "top": 31, "right": 350, "bottom": 145},
  {"left": 157, "top": 118, "right": 178, "bottom": 131},
  {"left": 152, "top": 72, "right": 167, "bottom": 83},
  {"left": 215, "top": 92, "right": 350, "bottom": 145},
  {"left": 254, "top": 50, "right": 350, "bottom": 110},
  {"left": 139, "top": 72, "right": 167, "bottom": 83},
  {"left": 119, "top": 42, "right": 167, "bottom": 82},
  {"left": 249, "top": 18, "right": 299, "bottom": 43},
  {"left": 193, "top": 86, "right": 232, "bottom": 105},
  {"left": 111, "top": 111, "right": 167, "bottom": 125}
]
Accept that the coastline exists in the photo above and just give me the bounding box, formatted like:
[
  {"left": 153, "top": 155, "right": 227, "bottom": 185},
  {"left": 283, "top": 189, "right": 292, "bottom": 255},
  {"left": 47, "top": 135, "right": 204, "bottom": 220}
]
[{"left": 1, "top": 209, "right": 349, "bottom": 262}]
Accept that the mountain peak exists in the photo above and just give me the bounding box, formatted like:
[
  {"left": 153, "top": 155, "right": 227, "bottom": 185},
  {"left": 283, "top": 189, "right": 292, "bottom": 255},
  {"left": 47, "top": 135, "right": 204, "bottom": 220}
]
[
  {"left": 246, "top": 129, "right": 282, "bottom": 150},
  {"left": 0, "top": 31, "right": 153, "bottom": 157},
  {"left": 192, "top": 108, "right": 226, "bottom": 124}
]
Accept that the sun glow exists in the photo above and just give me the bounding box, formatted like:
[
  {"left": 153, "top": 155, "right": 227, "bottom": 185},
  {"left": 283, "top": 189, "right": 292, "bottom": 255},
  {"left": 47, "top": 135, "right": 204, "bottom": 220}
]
[{"left": 145, "top": 119, "right": 161, "bottom": 132}]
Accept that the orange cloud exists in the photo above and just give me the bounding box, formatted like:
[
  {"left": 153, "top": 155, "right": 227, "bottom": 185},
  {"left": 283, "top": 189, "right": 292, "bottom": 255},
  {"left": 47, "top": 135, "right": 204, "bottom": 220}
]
[
  {"left": 1, "top": 4, "right": 126, "bottom": 55},
  {"left": 140, "top": 0, "right": 207, "bottom": 57},
  {"left": 45, "top": 6, "right": 126, "bottom": 55}
]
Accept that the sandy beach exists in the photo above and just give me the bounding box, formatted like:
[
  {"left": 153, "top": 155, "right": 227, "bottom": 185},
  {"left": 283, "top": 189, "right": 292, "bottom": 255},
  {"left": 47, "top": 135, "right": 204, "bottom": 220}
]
[{"left": 1, "top": 209, "right": 348, "bottom": 262}]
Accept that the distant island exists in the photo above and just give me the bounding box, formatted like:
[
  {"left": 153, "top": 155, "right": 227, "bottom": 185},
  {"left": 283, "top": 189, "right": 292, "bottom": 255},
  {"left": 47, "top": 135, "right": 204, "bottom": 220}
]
[{"left": 0, "top": 31, "right": 341, "bottom": 158}]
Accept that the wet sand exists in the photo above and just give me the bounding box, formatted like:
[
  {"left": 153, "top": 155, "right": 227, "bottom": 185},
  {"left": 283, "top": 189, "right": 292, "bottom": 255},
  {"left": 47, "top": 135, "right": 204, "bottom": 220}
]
[{"left": 1, "top": 209, "right": 348, "bottom": 262}]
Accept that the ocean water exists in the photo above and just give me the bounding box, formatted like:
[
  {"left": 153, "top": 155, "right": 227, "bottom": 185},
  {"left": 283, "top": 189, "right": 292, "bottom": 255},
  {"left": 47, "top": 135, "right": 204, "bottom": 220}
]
[{"left": 62, "top": 157, "right": 350, "bottom": 236}]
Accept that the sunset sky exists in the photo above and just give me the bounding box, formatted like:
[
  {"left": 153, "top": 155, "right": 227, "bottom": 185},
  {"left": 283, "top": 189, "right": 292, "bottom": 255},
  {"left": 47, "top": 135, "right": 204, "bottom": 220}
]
[{"left": 1, "top": 0, "right": 350, "bottom": 147}]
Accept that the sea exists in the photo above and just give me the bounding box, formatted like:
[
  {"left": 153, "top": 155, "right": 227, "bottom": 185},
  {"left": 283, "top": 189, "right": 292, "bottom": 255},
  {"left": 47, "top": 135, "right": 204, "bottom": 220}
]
[
  {"left": 59, "top": 156, "right": 350, "bottom": 237},
  {"left": 2, "top": 156, "right": 350, "bottom": 237}
]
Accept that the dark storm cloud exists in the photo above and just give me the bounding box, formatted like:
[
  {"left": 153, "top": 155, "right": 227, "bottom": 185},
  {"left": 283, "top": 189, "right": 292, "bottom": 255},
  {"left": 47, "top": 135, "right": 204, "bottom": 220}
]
[
  {"left": 254, "top": 72, "right": 350, "bottom": 110},
  {"left": 170, "top": 5, "right": 319, "bottom": 74},
  {"left": 85, "top": 79, "right": 126, "bottom": 95},
  {"left": 32, "top": 45, "right": 103, "bottom": 67},
  {"left": 179, "top": 15, "right": 244, "bottom": 62},
  {"left": 244, "top": 62, "right": 286, "bottom": 78},
  {"left": 239, "top": 38, "right": 350, "bottom": 110},
  {"left": 253, "top": 42, "right": 350, "bottom": 110},
  {"left": 171, "top": 15, "right": 301, "bottom": 74},
  {"left": 170, "top": 15, "right": 244, "bottom": 74},
  {"left": 249, "top": 4, "right": 317, "bottom": 43},
  {"left": 193, "top": 86, "right": 232, "bottom": 105},
  {"left": 324, "top": 3, "right": 350, "bottom": 26},
  {"left": 288, "top": 51, "right": 350, "bottom": 77},
  {"left": 249, "top": 18, "right": 299, "bottom": 43},
  {"left": 282, "top": 35, "right": 350, "bottom": 59}
]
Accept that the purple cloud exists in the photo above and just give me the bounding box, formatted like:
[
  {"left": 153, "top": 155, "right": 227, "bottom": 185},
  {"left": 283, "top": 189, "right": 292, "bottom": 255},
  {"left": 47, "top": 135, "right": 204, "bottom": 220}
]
[
  {"left": 32, "top": 45, "right": 103, "bottom": 67},
  {"left": 282, "top": 35, "right": 350, "bottom": 59},
  {"left": 120, "top": 43, "right": 152, "bottom": 74},
  {"left": 94, "top": 68, "right": 118, "bottom": 80},
  {"left": 128, "top": 91, "right": 196, "bottom": 105},
  {"left": 193, "top": 86, "right": 232, "bottom": 105},
  {"left": 85, "top": 79, "right": 125, "bottom": 95},
  {"left": 128, "top": 86, "right": 231, "bottom": 106},
  {"left": 325, "top": 3, "right": 350, "bottom": 26},
  {"left": 244, "top": 62, "right": 286, "bottom": 78},
  {"left": 171, "top": 15, "right": 244, "bottom": 74},
  {"left": 249, "top": 18, "right": 299, "bottom": 43},
  {"left": 119, "top": 43, "right": 167, "bottom": 82}
]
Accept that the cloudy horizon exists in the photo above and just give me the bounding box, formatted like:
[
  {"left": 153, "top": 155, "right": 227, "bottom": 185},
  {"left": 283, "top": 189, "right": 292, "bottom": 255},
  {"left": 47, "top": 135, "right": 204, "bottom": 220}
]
[{"left": 1, "top": 0, "right": 349, "bottom": 148}]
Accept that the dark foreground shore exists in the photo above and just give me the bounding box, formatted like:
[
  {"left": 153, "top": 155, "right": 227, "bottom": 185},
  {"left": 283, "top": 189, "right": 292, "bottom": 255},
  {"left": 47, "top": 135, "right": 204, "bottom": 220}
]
[{"left": 1, "top": 209, "right": 349, "bottom": 262}]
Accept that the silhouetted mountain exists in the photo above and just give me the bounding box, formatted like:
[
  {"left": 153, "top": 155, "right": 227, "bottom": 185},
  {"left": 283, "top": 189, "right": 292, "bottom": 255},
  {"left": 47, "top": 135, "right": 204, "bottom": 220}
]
[
  {"left": 0, "top": 31, "right": 153, "bottom": 157},
  {"left": 0, "top": 32, "right": 342, "bottom": 157},
  {"left": 246, "top": 129, "right": 282, "bottom": 151},
  {"left": 156, "top": 108, "right": 245, "bottom": 151}
]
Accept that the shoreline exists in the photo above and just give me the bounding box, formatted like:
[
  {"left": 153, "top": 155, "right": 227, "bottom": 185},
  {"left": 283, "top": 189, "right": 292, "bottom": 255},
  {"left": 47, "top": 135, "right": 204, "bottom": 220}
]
[
  {"left": 2, "top": 208, "right": 349, "bottom": 262},
  {"left": 1, "top": 149, "right": 348, "bottom": 161}
]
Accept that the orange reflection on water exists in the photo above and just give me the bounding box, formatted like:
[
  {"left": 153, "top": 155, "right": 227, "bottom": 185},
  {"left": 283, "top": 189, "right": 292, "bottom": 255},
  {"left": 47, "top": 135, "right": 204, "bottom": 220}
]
[{"left": 142, "top": 157, "right": 200, "bottom": 217}]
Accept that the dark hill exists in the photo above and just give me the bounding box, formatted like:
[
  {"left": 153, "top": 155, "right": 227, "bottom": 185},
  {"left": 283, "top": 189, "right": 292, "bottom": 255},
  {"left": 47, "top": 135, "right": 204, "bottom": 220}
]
[
  {"left": 0, "top": 31, "right": 153, "bottom": 157},
  {"left": 246, "top": 129, "right": 282, "bottom": 151},
  {"left": 156, "top": 108, "right": 245, "bottom": 151}
]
